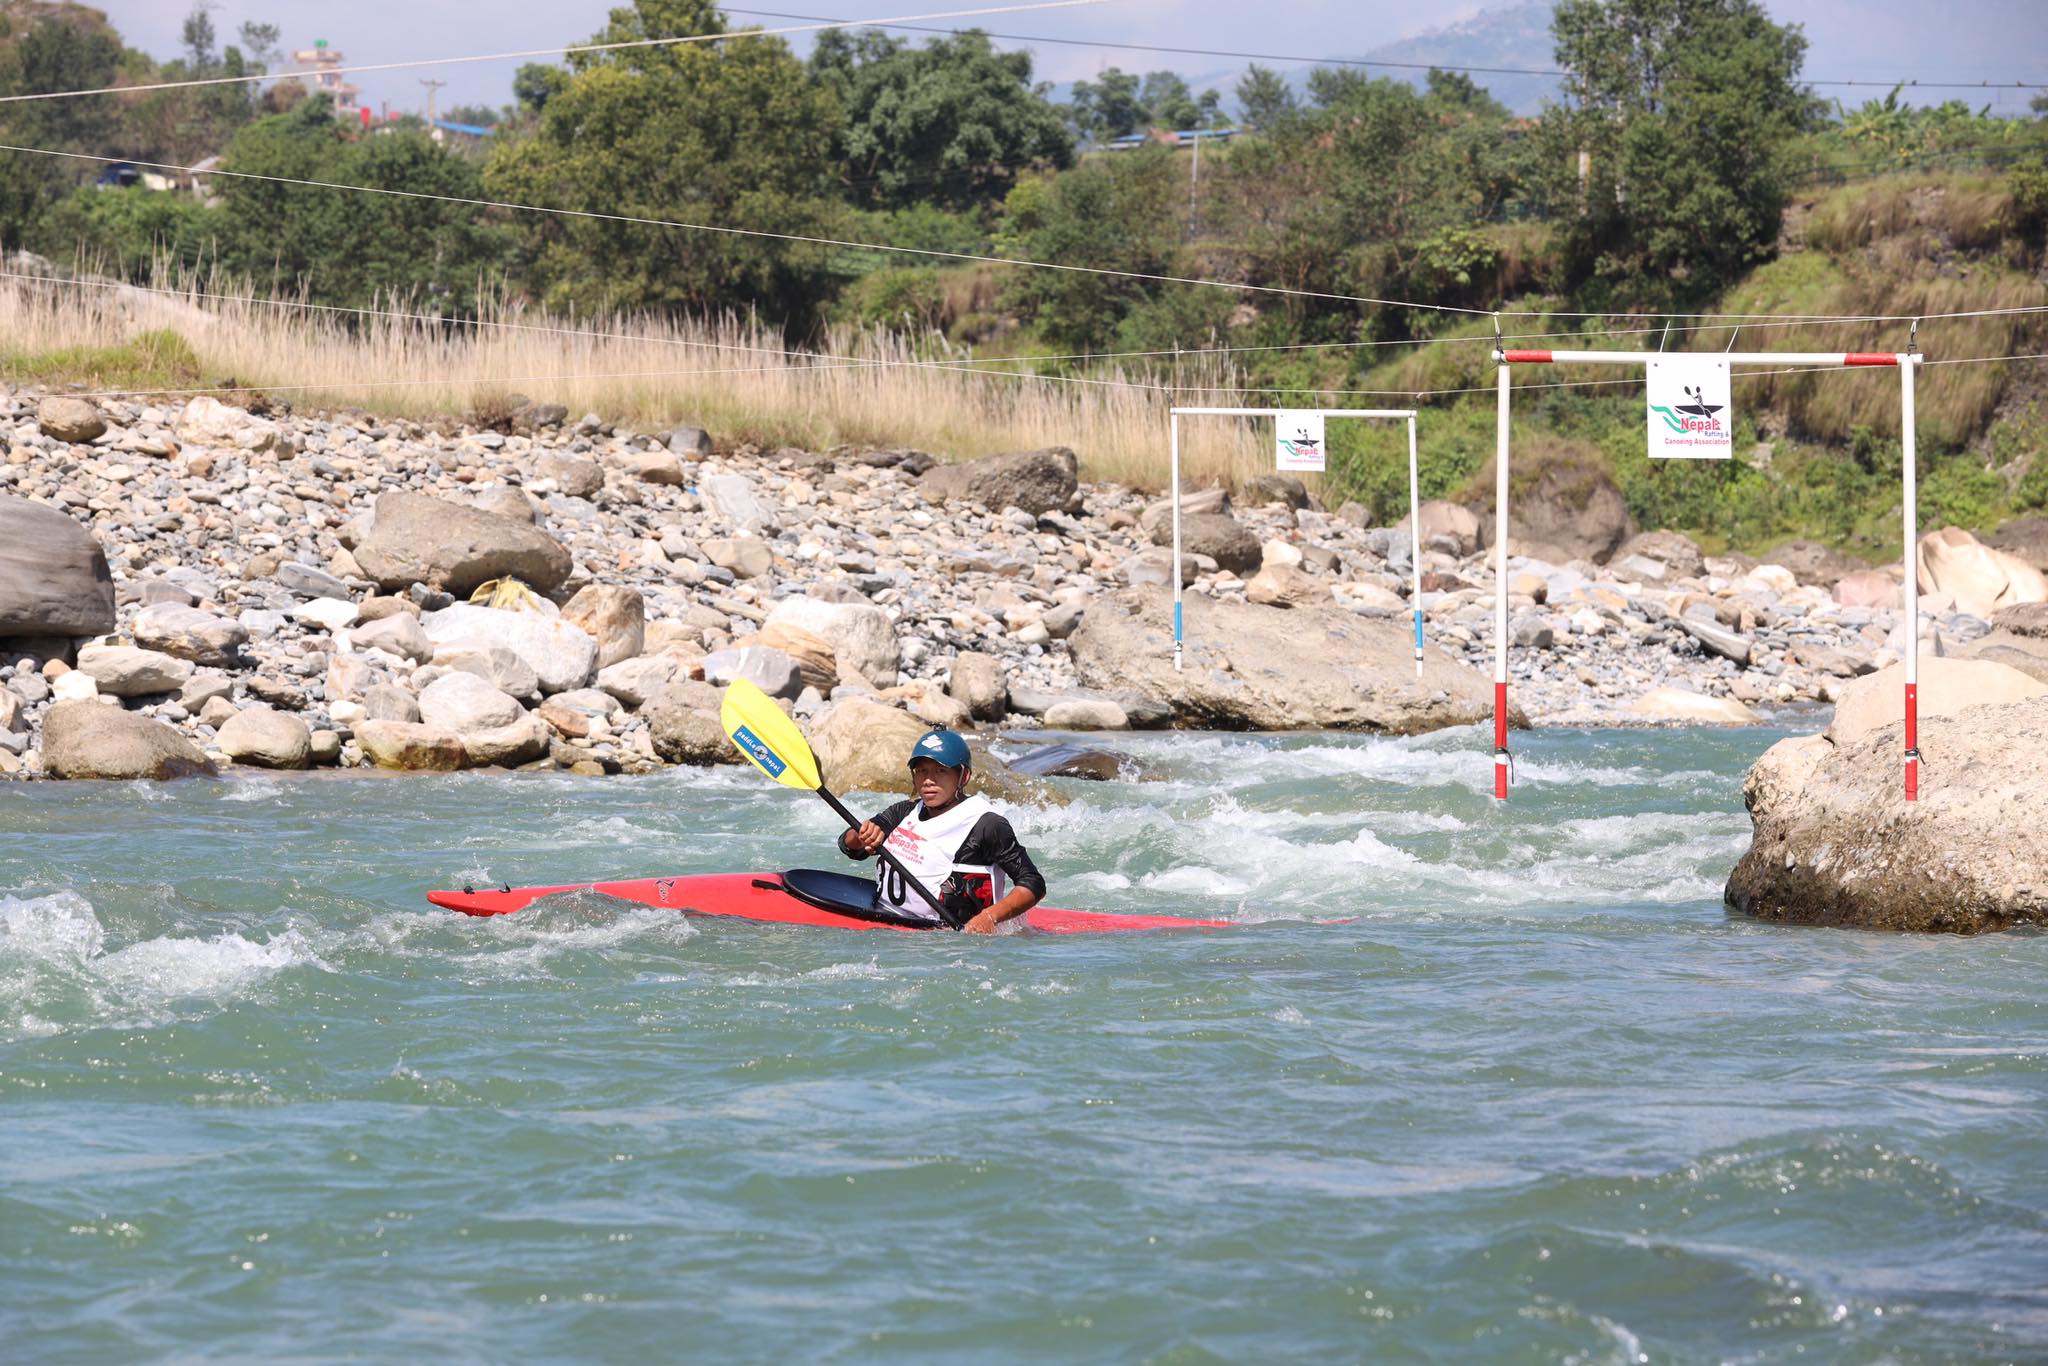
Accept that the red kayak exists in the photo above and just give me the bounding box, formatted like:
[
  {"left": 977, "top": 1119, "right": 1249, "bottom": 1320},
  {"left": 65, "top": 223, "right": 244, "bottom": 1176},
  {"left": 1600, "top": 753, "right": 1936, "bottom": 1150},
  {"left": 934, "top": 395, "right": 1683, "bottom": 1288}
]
[{"left": 426, "top": 868, "right": 1235, "bottom": 935}]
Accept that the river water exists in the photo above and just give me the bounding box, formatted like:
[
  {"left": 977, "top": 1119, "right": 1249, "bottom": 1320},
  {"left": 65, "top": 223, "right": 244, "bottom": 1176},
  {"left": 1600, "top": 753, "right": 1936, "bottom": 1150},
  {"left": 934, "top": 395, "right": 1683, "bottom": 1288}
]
[{"left": 2, "top": 724, "right": 2043, "bottom": 1362}]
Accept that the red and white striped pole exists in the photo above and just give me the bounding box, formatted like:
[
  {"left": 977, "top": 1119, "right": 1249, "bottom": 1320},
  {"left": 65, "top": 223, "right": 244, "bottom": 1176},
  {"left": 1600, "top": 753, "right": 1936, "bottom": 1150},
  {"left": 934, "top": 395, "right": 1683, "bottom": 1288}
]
[
  {"left": 1901, "top": 342, "right": 1920, "bottom": 800},
  {"left": 1494, "top": 357, "right": 1511, "bottom": 800}
]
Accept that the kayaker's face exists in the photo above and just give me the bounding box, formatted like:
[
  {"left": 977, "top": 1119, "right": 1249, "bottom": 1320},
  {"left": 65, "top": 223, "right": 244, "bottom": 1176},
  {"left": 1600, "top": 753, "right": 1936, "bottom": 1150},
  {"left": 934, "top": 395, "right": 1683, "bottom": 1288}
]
[{"left": 911, "top": 758, "right": 966, "bottom": 808}]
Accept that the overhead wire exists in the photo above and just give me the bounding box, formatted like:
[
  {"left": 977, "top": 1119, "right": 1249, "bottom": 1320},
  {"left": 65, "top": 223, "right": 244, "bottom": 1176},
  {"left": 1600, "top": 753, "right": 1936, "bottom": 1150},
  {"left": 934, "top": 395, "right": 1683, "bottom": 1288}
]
[
  {"left": 11, "top": 140, "right": 2046, "bottom": 329},
  {"left": 0, "top": 142, "right": 1504, "bottom": 318},
  {"left": 726, "top": 6, "right": 2048, "bottom": 90},
  {"left": 0, "top": 1, "right": 1105, "bottom": 105}
]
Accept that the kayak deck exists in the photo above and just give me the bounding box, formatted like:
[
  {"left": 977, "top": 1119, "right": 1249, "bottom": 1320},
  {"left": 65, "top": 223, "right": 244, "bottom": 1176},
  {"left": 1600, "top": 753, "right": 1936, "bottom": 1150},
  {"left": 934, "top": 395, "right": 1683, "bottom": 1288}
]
[{"left": 425, "top": 871, "right": 1234, "bottom": 935}]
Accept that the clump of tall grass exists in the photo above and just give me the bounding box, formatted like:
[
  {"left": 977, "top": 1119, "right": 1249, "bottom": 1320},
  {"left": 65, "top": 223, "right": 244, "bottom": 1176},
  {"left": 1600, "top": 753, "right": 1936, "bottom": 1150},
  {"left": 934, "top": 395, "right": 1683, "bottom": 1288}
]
[{"left": 0, "top": 259, "right": 1275, "bottom": 493}]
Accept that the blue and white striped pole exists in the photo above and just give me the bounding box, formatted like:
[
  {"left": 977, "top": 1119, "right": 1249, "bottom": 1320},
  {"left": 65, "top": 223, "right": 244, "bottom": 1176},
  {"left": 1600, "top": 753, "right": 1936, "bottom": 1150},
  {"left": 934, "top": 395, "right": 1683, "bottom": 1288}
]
[
  {"left": 1407, "top": 413, "right": 1424, "bottom": 678},
  {"left": 1170, "top": 412, "right": 1183, "bottom": 673}
]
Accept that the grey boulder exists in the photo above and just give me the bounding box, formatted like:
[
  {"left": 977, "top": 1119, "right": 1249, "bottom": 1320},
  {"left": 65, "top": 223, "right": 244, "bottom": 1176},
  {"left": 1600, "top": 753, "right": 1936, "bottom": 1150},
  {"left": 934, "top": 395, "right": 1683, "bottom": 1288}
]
[
  {"left": 0, "top": 495, "right": 116, "bottom": 638},
  {"left": 919, "top": 446, "right": 1078, "bottom": 516},
  {"left": 42, "top": 699, "right": 217, "bottom": 780},
  {"left": 217, "top": 706, "right": 313, "bottom": 769},
  {"left": 353, "top": 491, "right": 573, "bottom": 596}
]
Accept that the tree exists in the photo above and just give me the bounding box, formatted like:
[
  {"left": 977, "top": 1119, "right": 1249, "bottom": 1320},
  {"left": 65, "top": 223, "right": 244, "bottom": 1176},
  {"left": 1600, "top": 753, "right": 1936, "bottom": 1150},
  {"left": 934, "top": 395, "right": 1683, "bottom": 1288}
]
[
  {"left": 211, "top": 97, "right": 506, "bottom": 314},
  {"left": 1235, "top": 65, "right": 1296, "bottom": 129},
  {"left": 1068, "top": 66, "right": 1224, "bottom": 141},
  {"left": 0, "top": 7, "right": 125, "bottom": 251},
  {"left": 512, "top": 63, "right": 567, "bottom": 117},
  {"left": 809, "top": 27, "right": 1072, "bottom": 211},
  {"left": 441, "top": 104, "right": 502, "bottom": 128},
  {"left": 237, "top": 21, "right": 281, "bottom": 73},
  {"left": 1067, "top": 67, "right": 1145, "bottom": 141},
  {"left": 1138, "top": 71, "right": 1220, "bottom": 130},
  {"left": 999, "top": 148, "right": 1182, "bottom": 352},
  {"left": 180, "top": 4, "right": 216, "bottom": 69},
  {"left": 1549, "top": 0, "right": 1820, "bottom": 304},
  {"left": 483, "top": 0, "right": 843, "bottom": 328}
]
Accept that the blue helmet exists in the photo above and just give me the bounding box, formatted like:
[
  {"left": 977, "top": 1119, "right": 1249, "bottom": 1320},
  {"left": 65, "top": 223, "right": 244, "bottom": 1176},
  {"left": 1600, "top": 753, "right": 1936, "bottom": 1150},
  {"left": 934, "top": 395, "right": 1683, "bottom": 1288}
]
[{"left": 908, "top": 728, "right": 972, "bottom": 770}]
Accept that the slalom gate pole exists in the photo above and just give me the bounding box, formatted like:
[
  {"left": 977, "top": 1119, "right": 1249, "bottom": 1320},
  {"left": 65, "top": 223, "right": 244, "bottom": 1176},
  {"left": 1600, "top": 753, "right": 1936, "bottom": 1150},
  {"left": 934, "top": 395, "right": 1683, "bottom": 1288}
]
[
  {"left": 1493, "top": 361, "right": 1510, "bottom": 800},
  {"left": 1407, "top": 414, "right": 1424, "bottom": 678},
  {"left": 1170, "top": 412, "right": 1183, "bottom": 673},
  {"left": 1901, "top": 347, "right": 1920, "bottom": 800}
]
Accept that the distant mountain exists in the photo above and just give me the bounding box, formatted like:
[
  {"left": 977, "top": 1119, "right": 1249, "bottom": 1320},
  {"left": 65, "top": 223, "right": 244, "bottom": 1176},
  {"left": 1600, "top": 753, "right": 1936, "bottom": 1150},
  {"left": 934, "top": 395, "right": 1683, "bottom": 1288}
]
[
  {"left": 1340, "top": 3, "right": 1562, "bottom": 114},
  {"left": 1045, "top": 4, "right": 1565, "bottom": 122}
]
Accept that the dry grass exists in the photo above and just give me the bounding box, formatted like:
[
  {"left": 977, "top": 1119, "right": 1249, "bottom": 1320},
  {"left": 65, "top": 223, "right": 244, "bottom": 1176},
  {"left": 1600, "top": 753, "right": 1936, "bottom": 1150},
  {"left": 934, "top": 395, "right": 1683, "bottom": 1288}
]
[{"left": 0, "top": 265, "right": 1274, "bottom": 493}]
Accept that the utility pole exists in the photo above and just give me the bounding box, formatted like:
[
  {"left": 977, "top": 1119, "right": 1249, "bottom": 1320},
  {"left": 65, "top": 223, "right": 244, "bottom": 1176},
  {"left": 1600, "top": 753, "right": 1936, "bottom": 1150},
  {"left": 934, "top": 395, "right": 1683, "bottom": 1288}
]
[
  {"left": 420, "top": 78, "right": 446, "bottom": 137},
  {"left": 1188, "top": 130, "right": 1201, "bottom": 235}
]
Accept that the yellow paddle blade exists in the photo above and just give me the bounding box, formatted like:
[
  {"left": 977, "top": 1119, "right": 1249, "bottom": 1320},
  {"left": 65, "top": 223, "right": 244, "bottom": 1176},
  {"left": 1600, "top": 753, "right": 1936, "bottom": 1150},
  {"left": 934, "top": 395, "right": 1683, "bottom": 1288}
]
[{"left": 719, "top": 679, "right": 822, "bottom": 791}]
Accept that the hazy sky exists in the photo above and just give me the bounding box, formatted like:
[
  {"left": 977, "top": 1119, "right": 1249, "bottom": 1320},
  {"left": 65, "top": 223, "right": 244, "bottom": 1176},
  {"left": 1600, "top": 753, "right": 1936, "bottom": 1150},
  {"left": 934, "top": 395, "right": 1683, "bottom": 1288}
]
[{"left": 98, "top": 0, "right": 2048, "bottom": 121}]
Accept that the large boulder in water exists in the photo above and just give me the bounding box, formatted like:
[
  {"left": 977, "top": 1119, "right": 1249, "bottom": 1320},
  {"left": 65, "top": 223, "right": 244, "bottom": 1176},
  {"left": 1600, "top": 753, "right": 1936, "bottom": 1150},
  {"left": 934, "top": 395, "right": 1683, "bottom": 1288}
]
[
  {"left": 1726, "top": 693, "right": 2048, "bottom": 933},
  {"left": 0, "top": 495, "right": 115, "bottom": 638},
  {"left": 808, "top": 698, "right": 1054, "bottom": 804},
  {"left": 354, "top": 492, "right": 572, "bottom": 596},
  {"left": 919, "top": 446, "right": 1077, "bottom": 515},
  {"left": 41, "top": 699, "right": 216, "bottom": 779},
  {"left": 1068, "top": 587, "right": 1502, "bottom": 734}
]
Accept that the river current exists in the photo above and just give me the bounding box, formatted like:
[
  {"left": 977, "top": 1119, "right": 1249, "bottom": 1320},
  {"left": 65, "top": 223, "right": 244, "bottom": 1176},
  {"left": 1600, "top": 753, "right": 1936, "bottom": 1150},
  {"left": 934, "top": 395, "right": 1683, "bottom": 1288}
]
[{"left": 3, "top": 724, "right": 2043, "bottom": 1362}]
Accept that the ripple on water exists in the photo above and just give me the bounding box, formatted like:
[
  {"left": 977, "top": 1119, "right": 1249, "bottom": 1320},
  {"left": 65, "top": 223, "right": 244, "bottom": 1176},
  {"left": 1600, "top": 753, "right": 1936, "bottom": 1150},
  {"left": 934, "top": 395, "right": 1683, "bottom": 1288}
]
[{"left": 0, "top": 890, "right": 327, "bottom": 1037}]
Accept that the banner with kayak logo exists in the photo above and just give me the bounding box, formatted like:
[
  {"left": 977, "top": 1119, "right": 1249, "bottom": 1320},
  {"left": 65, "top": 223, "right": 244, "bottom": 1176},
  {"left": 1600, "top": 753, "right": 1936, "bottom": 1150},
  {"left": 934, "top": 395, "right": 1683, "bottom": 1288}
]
[
  {"left": 1276, "top": 410, "right": 1326, "bottom": 472},
  {"left": 1645, "top": 356, "right": 1733, "bottom": 459}
]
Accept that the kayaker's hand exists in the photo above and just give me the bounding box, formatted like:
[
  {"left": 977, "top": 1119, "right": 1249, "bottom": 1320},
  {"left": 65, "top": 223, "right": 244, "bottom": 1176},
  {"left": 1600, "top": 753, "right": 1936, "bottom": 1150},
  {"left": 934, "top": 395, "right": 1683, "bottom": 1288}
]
[
  {"left": 846, "top": 821, "right": 885, "bottom": 855},
  {"left": 962, "top": 909, "right": 1002, "bottom": 934}
]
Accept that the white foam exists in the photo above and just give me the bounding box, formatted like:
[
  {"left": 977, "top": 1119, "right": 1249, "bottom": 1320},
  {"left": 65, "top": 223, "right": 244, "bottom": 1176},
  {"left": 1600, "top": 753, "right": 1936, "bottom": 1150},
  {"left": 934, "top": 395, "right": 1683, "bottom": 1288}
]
[
  {"left": 452, "top": 904, "right": 700, "bottom": 976},
  {"left": 219, "top": 777, "right": 284, "bottom": 804},
  {"left": 1140, "top": 866, "right": 1252, "bottom": 897},
  {"left": 95, "top": 927, "right": 325, "bottom": 1001},
  {"left": 1, "top": 891, "right": 328, "bottom": 1035},
  {"left": 723, "top": 958, "right": 891, "bottom": 988},
  {"left": 0, "top": 892, "right": 107, "bottom": 963}
]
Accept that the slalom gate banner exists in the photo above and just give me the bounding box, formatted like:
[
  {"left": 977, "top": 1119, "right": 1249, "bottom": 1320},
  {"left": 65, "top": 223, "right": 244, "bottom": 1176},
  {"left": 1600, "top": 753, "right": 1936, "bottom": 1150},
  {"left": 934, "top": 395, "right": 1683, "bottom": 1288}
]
[
  {"left": 1276, "top": 410, "right": 1326, "bottom": 471},
  {"left": 1645, "top": 356, "right": 1733, "bottom": 459}
]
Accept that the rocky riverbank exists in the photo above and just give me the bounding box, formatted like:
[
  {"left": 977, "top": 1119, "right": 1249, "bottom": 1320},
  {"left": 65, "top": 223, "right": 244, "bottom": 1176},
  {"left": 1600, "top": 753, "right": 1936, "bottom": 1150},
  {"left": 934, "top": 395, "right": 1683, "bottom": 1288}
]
[{"left": 2, "top": 384, "right": 2046, "bottom": 783}]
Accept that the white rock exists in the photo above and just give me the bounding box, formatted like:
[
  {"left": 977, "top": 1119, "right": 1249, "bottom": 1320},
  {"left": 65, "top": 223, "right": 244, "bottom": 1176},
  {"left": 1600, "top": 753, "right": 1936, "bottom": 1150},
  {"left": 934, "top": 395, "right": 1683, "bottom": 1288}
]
[
  {"left": 292, "top": 597, "right": 360, "bottom": 632},
  {"left": 765, "top": 597, "right": 898, "bottom": 687},
  {"left": 420, "top": 604, "right": 597, "bottom": 696},
  {"left": 52, "top": 671, "right": 100, "bottom": 701},
  {"left": 1042, "top": 698, "right": 1129, "bottom": 730},
  {"left": 1743, "top": 564, "right": 1798, "bottom": 594},
  {"left": 1260, "top": 538, "right": 1303, "bottom": 570},
  {"left": 417, "top": 670, "right": 525, "bottom": 734},
  {"left": 176, "top": 395, "right": 280, "bottom": 452},
  {"left": 1629, "top": 687, "right": 1761, "bottom": 726},
  {"left": 596, "top": 654, "right": 682, "bottom": 708},
  {"left": 75, "top": 643, "right": 194, "bottom": 697}
]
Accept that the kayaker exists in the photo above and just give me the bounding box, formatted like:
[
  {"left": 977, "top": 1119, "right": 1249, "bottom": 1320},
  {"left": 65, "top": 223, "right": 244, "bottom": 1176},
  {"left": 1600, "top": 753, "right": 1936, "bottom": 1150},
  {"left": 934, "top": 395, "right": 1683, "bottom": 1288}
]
[{"left": 838, "top": 728, "right": 1046, "bottom": 933}]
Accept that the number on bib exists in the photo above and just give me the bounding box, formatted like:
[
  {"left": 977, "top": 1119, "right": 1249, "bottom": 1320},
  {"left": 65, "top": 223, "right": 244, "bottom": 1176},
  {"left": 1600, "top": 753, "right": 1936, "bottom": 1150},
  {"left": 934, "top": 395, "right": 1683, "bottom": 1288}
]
[{"left": 878, "top": 862, "right": 908, "bottom": 908}]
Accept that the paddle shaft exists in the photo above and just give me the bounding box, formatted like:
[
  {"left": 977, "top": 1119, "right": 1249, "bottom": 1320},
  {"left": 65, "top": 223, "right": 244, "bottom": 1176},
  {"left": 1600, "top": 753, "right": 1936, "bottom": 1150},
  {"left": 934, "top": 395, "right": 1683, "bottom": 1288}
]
[{"left": 815, "top": 786, "right": 964, "bottom": 930}]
